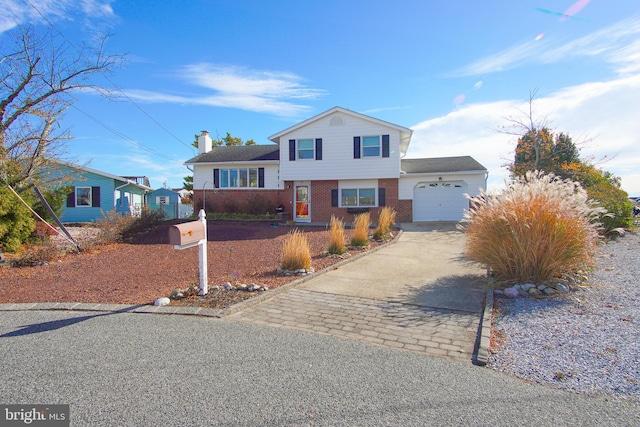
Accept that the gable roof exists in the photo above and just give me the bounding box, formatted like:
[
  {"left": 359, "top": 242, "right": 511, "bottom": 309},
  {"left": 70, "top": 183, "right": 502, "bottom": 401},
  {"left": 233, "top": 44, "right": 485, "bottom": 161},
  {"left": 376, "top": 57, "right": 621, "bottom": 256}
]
[
  {"left": 185, "top": 144, "right": 279, "bottom": 164},
  {"left": 47, "top": 159, "right": 152, "bottom": 191},
  {"left": 401, "top": 156, "right": 487, "bottom": 174},
  {"left": 268, "top": 106, "right": 413, "bottom": 155}
]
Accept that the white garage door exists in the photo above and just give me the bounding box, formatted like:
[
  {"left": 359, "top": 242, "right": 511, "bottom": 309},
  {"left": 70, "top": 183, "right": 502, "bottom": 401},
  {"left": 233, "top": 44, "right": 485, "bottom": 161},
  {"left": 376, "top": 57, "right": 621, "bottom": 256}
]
[{"left": 413, "top": 181, "right": 468, "bottom": 221}]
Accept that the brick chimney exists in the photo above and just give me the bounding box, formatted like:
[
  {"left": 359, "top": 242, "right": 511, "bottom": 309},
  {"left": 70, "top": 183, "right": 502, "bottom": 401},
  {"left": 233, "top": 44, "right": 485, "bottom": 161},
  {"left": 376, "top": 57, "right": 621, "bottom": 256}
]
[{"left": 198, "top": 130, "right": 212, "bottom": 154}]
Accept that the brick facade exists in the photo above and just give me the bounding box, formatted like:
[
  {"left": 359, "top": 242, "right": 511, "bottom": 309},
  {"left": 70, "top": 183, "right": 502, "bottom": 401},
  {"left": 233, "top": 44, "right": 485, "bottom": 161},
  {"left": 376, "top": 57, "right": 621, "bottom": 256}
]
[
  {"left": 397, "top": 199, "right": 413, "bottom": 223},
  {"left": 195, "top": 189, "right": 287, "bottom": 215},
  {"left": 310, "top": 179, "right": 400, "bottom": 224}
]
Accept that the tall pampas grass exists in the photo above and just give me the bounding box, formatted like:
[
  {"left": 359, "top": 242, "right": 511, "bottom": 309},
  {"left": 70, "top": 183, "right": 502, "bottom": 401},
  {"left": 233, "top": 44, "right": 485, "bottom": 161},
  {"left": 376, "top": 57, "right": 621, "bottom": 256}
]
[{"left": 461, "top": 171, "right": 604, "bottom": 283}]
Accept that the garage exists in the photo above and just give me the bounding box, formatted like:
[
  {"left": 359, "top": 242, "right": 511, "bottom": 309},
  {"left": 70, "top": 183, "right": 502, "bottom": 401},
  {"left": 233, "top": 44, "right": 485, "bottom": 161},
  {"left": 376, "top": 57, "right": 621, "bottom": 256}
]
[{"left": 413, "top": 180, "right": 469, "bottom": 222}]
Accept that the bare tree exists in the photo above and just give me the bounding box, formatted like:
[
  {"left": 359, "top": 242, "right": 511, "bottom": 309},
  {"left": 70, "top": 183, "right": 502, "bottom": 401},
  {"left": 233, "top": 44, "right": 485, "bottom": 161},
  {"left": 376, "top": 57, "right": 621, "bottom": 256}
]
[{"left": 0, "top": 25, "right": 122, "bottom": 190}]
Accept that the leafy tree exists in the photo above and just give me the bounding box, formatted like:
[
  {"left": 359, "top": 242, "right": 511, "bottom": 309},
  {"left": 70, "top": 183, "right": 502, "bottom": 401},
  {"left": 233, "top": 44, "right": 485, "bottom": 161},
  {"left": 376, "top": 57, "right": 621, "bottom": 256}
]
[
  {"left": 510, "top": 128, "right": 581, "bottom": 178},
  {"left": 183, "top": 175, "right": 193, "bottom": 191},
  {"left": 506, "top": 90, "right": 633, "bottom": 232},
  {"left": 191, "top": 132, "right": 257, "bottom": 148}
]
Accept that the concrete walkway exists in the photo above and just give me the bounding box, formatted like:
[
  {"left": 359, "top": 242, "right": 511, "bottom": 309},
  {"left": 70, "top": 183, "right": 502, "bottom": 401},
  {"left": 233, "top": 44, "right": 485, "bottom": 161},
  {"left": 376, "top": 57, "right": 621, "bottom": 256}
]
[{"left": 228, "top": 222, "right": 488, "bottom": 363}]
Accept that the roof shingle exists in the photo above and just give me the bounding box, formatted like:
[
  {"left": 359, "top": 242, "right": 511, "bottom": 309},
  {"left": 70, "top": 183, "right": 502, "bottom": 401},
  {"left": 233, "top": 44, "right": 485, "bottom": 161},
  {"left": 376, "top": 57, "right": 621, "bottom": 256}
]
[
  {"left": 401, "top": 156, "right": 487, "bottom": 174},
  {"left": 185, "top": 145, "right": 279, "bottom": 164}
]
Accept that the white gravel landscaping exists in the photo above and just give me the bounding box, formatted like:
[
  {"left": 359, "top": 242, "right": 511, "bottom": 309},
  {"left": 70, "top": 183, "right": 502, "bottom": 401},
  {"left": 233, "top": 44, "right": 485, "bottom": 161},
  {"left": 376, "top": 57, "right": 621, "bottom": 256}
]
[{"left": 488, "top": 230, "right": 640, "bottom": 404}]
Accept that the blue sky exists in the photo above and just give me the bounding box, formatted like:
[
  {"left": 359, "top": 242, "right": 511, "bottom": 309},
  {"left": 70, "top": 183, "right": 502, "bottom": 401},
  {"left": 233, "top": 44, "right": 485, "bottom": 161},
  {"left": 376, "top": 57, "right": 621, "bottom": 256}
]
[{"left": 3, "top": 0, "right": 640, "bottom": 195}]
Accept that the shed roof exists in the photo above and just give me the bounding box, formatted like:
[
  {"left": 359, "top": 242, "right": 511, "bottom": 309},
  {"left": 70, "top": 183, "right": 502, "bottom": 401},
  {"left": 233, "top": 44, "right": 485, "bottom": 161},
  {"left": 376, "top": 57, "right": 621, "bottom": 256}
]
[
  {"left": 401, "top": 156, "right": 487, "bottom": 174},
  {"left": 185, "top": 145, "right": 279, "bottom": 164}
]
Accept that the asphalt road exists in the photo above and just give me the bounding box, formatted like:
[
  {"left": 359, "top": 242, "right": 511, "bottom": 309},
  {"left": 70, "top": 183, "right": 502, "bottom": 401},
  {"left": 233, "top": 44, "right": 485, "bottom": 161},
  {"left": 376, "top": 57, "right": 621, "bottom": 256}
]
[{"left": 0, "top": 310, "right": 638, "bottom": 426}]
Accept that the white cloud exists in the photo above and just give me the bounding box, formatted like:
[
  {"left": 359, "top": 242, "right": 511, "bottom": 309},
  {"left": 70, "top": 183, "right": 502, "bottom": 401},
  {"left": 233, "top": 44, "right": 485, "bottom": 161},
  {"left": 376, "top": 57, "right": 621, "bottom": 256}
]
[
  {"left": 0, "top": 0, "right": 115, "bottom": 33},
  {"left": 453, "top": 15, "right": 640, "bottom": 77},
  {"left": 123, "top": 64, "right": 327, "bottom": 117},
  {"left": 408, "top": 74, "right": 640, "bottom": 195}
]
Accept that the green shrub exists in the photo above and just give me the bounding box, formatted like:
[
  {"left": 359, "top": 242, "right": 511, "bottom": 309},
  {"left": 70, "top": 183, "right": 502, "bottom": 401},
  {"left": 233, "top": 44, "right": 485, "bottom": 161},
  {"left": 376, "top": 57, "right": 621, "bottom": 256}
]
[
  {"left": 586, "top": 180, "right": 634, "bottom": 233},
  {"left": 281, "top": 229, "right": 311, "bottom": 271},
  {"left": 350, "top": 212, "right": 370, "bottom": 247},
  {"left": 327, "top": 215, "right": 347, "bottom": 255},
  {"left": 462, "top": 171, "right": 603, "bottom": 283},
  {"left": 0, "top": 187, "right": 36, "bottom": 253}
]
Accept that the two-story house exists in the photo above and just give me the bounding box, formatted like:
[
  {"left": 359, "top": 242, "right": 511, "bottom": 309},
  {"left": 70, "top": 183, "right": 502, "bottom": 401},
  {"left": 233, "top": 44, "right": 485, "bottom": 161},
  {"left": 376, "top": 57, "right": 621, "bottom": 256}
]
[{"left": 186, "top": 106, "right": 487, "bottom": 223}]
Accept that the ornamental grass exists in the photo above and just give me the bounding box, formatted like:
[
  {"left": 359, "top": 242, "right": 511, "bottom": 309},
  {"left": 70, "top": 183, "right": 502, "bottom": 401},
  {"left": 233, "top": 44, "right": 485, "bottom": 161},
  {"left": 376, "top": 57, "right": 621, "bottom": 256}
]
[
  {"left": 461, "top": 171, "right": 605, "bottom": 283},
  {"left": 350, "top": 212, "right": 370, "bottom": 247},
  {"left": 280, "top": 229, "right": 311, "bottom": 271},
  {"left": 327, "top": 215, "right": 347, "bottom": 255},
  {"left": 373, "top": 206, "right": 396, "bottom": 240}
]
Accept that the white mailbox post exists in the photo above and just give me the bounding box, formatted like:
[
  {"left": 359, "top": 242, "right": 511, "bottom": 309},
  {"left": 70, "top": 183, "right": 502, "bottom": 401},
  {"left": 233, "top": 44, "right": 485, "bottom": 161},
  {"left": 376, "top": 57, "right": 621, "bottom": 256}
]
[{"left": 169, "top": 209, "right": 208, "bottom": 295}]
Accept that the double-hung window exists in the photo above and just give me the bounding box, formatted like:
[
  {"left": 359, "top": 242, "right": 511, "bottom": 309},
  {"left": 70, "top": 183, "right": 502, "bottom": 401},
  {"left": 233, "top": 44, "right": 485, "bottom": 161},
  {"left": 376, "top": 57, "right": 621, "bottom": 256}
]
[
  {"left": 288, "top": 138, "right": 322, "bottom": 161},
  {"left": 341, "top": 188, "right": 376, "bottom": 207},
  {"left": 297, "top": 139, "right": 314, "bottom": 159},
  {"left": 362, "top": 136, "right": 380, "bottom": 157},
  {"left": 353, "top": 135, "right": 390, "bottom": 158}
]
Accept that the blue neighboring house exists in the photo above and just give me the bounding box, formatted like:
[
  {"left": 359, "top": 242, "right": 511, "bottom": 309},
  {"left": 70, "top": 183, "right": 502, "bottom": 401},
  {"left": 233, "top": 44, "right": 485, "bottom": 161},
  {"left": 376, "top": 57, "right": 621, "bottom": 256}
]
[
  {"left": 147, "top": 187, "right": 182, "bottom": 219},
  {"left": 50, "top": 160, "right": 152, "bottom": 223}
]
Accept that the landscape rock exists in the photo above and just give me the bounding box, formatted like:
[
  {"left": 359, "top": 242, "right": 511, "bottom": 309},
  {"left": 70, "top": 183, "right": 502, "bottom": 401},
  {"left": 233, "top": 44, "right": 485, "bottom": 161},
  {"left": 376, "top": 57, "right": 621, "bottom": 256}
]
[
  {"left": 504, "top": 288, "right": 520, "bottom": 298},
  {"left": 552, "top": 283, "right": 570, "bottom": 294},
  {"left": 154, "top": 297, "right": 170, "bottom": 306}
]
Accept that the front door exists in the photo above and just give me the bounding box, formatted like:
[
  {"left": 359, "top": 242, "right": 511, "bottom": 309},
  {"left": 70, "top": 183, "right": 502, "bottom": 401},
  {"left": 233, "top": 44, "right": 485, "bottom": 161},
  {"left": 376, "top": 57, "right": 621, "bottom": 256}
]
[{"left": 294, "top": 183, "right": 310, "bottom": 222}]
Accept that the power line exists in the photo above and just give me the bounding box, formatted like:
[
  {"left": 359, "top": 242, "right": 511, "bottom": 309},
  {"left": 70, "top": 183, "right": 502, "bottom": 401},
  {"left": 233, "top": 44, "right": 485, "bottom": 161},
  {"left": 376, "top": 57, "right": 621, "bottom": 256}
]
[{"left": 23, "top": 0, "right": 197, "bottom": 156}]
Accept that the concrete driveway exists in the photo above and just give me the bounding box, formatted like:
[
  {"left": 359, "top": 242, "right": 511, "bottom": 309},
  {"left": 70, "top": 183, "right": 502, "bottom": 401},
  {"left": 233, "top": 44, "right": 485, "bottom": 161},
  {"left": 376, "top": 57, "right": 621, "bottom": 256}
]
[
  {"left": 300, "top": 222, "right": 487, "bottom": 313},
  {"left": 229, "top": 222, "right": 489, "bottom": 362}
]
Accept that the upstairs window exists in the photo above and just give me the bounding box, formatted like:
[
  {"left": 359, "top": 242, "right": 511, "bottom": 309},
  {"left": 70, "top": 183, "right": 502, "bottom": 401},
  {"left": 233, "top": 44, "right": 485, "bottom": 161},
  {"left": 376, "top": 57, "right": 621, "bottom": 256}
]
[
  {"left": 289, "top": 139, "right": 322, "bottom": 161},
  {"left": 354, "top": 135, "right": 390, "bottom": 158},
  {"left": 362, "top": 136, "right": 380, "bottom": 157},
  {"left": 297, "top": 139, "right": 314, "bottom": 159}
]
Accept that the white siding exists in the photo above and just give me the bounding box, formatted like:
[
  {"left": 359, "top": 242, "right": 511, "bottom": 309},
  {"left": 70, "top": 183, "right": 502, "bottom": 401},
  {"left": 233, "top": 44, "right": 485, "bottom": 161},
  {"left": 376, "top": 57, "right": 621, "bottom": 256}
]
[
  {"left": 277, "top": 112, "right": 401, "bottom": 181},
  {"left": 193, "top": 163, "right": 281, "bottom": 190},
  {"left": 398, "top": 173, "right": 486, "bottom": 200}
]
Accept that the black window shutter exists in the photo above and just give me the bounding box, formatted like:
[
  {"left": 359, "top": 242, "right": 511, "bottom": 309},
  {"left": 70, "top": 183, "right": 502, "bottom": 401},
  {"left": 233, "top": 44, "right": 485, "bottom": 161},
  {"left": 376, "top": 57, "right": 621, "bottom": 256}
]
[
  {"left": 67, "top": 187, "right": 76, "bottom": 208},
  {"left": 331, "top": 189, "right": 339, "bottom": 207},
  {"left": 289, "top": 139, "right": 296, "bottom": 161},
  {"left": 213, "top": 168, "right": 220, "bottom": 188},
  {"left": 315, "top": 138, "right": 322, "bottom": 160},
  {"left": 258, "top": 167, "right": 265, "bottom": 188},
  {"left": 91, "top": 186, "right": 101, "bottom": 207},
  {"left": 378, "top": 188, "right": 386, "bottom": 207},
  {"left": 353, "top": 136, "right": 361, "bottom": 159},
  {"left": 382, "top": 135, "right": 390, "bottom": 158}
]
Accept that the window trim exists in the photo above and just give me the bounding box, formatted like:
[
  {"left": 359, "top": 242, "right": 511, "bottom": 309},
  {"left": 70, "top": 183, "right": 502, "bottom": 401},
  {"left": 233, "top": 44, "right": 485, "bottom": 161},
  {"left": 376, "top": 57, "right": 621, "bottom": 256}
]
[
  {"left": 340, "top": 187, "right": 377, "bottom": 207},
  {"left": 354, "top": 134, "right": 390, "bottom": 158},
  {"left": 76, "top": 186, "right": 92, "bottom": 207},
  {"left": 297, "top": 138, "right": 315, "bottom": 160},
  {"left": 362, "top": 135, "right": 381, "bottom": 157},
  {"left": 214, "top": 167, "right": 265, "bottom": 188}
]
